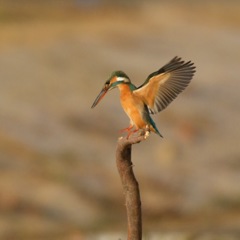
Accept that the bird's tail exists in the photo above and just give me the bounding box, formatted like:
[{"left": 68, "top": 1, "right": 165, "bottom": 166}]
[{"left": 149, "top": 116, "right": 163, "bottom": 138}]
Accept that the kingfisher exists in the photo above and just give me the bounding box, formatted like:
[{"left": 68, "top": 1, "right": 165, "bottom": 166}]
[{"left": 91, "top": 56, "right": 196, "bottom": 138}]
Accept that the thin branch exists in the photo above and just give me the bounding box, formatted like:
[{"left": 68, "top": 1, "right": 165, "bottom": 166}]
[{"left": 116, "top": 132, "right": 148, "bottom": 240}]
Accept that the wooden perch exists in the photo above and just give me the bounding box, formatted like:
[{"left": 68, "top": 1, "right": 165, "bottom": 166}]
[{"left": 116, "top": 132, "right": 149, "bottom": 240}]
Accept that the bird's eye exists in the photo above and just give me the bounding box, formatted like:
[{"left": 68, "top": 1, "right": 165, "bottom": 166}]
[{"left": 105, "top": 81, "right": 110, "bottom": 87}]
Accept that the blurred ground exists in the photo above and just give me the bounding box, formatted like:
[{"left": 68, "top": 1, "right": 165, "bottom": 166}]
[{"left": 0, "top": 0, "right": 240, "bottom": 239}]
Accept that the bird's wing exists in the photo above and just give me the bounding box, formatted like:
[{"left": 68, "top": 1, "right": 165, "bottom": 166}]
[{"left": 133, "top": 56, "right": 196, "bottom": 114}]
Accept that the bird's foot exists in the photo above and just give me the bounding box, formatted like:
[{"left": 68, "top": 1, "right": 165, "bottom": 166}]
[
  {"left": 119, "top": 125, "right": 136, "bottom": 139},
  {"left": 119, "top": 125, "right": 134, "bottom": 133},
  {"left": 120, "top": 126, "right": 150, "bottom": 140},
  {"left": 126, "top": 129, "right": 139, "bottom": 139}
]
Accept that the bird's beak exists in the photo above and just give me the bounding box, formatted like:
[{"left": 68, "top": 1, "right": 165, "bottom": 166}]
[{"left": 91, "top": 86, "right": 109, "bottom": 108}]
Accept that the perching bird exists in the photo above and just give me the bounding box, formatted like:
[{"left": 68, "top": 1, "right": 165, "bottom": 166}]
[{"left": 91, "top": 56, "right": 196, "bottom": 138}]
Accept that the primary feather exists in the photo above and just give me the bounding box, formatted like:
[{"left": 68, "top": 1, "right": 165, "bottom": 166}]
[{"left": 134, "top": 56, "right": 196, "bottom": 114}]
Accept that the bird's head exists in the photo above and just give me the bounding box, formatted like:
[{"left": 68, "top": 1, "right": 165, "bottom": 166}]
[{"left": 91, "top": 71, "right": 130, "bottom": 108}]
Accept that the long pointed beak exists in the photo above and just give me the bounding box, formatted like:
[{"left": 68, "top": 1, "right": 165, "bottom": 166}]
[{"left": 91, "top": 87, "right": 108, "bottom": 108}]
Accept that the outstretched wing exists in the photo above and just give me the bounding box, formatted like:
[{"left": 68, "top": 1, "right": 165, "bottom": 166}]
[{"left": 134, "top": 56, "right": 196, "bottom": 114}]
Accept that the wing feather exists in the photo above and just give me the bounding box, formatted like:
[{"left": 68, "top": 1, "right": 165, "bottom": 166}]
[{"left": 134, "top": 56, "right": 196, "bottom": 114}]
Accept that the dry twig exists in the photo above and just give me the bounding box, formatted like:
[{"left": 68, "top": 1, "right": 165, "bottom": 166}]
[{"left": 116, "top": 132, "right": 149, "bottom": 240}]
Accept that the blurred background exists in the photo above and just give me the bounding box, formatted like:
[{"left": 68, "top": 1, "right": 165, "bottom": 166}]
[{"left": 0, "top": 0, "right": 240, "bottom": 239}]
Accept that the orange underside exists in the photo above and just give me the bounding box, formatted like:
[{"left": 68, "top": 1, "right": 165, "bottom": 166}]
[{"left": 118, "top": 84, "right": 156, "bottom": 133}]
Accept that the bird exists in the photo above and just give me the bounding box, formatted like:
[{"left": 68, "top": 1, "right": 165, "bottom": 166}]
[{"left": 91, "top": 56, "right": 196, "bottom": 138}]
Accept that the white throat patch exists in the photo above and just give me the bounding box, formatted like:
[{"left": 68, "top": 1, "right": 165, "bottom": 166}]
[{"left": 116, "top": 77, "right": 126, "bottom": 82}]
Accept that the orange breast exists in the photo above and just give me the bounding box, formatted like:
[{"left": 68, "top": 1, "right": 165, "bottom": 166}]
[{"left": 118, "top": 84, "right": 147, "bottom": 129}]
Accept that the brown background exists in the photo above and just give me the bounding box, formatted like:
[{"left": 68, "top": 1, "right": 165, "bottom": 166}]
[{"left": 0, "top": 1, "right": 240, "bottom": 239}]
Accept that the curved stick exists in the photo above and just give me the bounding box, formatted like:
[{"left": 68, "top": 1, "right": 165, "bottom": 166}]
[{"left": 116, "top": 133, "right": 148, "bottom": 240}]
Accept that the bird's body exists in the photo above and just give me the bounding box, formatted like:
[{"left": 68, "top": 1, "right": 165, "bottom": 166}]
[
  {"left": 118, "top": 83, "right": 161, "bottom": 136},
  {"left": 91, "top": 57, "right": 196, "bottom": 138}
]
